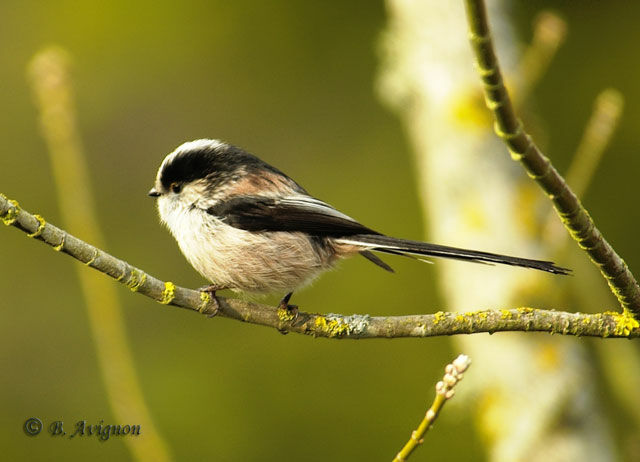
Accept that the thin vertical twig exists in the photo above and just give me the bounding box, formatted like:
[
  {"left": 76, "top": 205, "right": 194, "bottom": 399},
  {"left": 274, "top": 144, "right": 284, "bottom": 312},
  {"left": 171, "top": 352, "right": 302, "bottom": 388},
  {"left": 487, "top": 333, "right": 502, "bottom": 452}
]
[
  {"left": 514, "top": 10, "right": 567, "bottom": 105},
  {"left": 28, "top": 46, "right": 172, "bottom": 462},
  {"left": 544, "top": 88, "right": 624, "bottom": 246},
  {"left": 563, "top": 88, "right": 623, "bottom": 200}
]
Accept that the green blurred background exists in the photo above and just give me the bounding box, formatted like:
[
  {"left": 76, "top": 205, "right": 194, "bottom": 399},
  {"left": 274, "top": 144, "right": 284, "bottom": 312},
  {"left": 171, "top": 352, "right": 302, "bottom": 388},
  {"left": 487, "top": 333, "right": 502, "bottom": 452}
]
[{"left": 1, "top": 1, "right": 639, "bottom": 460}]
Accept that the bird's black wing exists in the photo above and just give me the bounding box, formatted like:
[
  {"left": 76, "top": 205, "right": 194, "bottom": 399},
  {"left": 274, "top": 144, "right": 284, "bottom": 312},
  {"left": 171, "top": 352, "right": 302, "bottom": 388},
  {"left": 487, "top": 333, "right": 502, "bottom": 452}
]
[
  {"left": 204, "top": 195, "right": 570, "bottom": 275},
  {"left": 205, "top": 195, "right": 380, "bottom": 237}
]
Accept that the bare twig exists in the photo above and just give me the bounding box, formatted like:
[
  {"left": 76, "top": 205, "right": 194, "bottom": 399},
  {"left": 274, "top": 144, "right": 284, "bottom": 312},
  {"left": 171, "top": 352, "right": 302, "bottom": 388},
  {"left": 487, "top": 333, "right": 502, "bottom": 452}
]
[
  {"left": 393, "top": 355, "right": 472, "bottom": 462},
  {"left": 1, "top": 194, "right": 638, "bottom": 339},
  {"left": 463, "top": 0, "right": 640, "bottom": 319}
]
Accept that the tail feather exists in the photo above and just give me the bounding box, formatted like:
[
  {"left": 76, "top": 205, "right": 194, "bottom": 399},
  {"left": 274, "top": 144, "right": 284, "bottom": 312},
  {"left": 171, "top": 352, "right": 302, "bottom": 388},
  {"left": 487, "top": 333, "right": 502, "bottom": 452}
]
[
  {"left": 359, "top": 250, "right": 395, "bottom": 273},
  {"left": 341, "top": 235, "right": 570, "bottom": 275}
]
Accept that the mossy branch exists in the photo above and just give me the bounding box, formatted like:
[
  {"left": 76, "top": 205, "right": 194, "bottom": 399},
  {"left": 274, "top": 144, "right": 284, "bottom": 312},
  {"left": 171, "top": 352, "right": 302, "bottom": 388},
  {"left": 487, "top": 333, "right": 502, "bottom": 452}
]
[
  {"left": 2, "top": 193, "right": 638, "bottom": 339},
  {"left": 463, "top": 0, "right": 640, "bottom": 319}
]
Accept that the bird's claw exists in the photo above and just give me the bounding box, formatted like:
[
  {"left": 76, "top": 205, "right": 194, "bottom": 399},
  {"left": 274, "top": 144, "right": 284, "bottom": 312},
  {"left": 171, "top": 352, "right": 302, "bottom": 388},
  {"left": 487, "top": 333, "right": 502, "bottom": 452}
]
[{"left": 278, "top": 292, "right": 299, "bottom": 319}]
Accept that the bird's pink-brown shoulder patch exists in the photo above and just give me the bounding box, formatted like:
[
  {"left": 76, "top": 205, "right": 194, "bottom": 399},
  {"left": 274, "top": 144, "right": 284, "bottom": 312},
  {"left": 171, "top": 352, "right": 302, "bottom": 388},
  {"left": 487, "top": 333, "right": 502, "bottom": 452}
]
[{"left": 226, "top": 171, "right": 301, "bottom": 196}]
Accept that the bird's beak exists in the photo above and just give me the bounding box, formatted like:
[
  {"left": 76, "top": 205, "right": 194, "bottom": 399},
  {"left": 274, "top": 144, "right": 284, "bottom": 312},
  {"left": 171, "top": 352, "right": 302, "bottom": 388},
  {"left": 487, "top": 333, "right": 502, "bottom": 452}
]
[{"left": 148, "top": 188, "right": 160, "bottom": 197}]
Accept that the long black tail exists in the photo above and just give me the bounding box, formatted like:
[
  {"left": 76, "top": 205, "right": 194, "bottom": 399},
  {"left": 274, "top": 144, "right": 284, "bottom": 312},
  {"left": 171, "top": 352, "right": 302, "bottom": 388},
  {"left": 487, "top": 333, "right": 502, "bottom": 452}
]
[{"left": 339, "top": 234, "right": 570, "bottom": 275}]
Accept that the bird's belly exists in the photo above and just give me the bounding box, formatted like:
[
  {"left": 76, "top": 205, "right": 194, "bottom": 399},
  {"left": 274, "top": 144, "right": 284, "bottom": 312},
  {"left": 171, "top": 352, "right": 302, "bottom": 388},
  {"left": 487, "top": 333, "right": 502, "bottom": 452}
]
[{"left": 174, "top": 218, "right": 334, "bottom": 293}]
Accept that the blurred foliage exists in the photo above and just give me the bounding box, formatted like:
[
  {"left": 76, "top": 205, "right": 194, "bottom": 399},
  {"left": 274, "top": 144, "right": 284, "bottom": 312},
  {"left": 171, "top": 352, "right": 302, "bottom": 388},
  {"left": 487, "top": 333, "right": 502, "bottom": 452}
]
[{"left": 0, "top": 1, "right": 639, "bottom": 460}]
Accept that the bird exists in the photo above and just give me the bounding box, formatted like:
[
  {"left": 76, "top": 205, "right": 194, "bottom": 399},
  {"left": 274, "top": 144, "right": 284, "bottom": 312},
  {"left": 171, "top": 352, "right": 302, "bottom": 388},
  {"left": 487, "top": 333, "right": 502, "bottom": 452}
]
[{"left": 148, "top": 139, "right": 569, "bottom": 312}]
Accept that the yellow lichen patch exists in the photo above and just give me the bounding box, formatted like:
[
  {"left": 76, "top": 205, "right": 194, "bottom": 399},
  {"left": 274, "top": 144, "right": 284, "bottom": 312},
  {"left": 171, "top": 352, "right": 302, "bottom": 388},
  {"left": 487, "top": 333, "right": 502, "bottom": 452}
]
[
  {"left": 607, "top": 309, "right": 640, "bottom": 337},
  {"left": 455, "top": 311, "right": 480, "bottom": 327},
  {"left": 199, "top": 291, "right": 212, "bottom": 313},
  {"left": 500, "top": 309, "right": 513, "bottom": 320},
  {"left": 27, "top": 214, "right": 46, "bottom": 238},
  {"left": 2, "top": 199, "right": 20, "bottom": 226},
  {"left": 160, "top": 281, "right": 176, "bottom": 305},
  {"left": 517, "top": 307, "right": 535, "bottom": 314},
  {"left": 277, "top": 307, "right": 296, "bottom": 324},
  {"left": 433, "top": 311, "right": 446, "bottom": 325},
  {"left": 313, "top": 315, "right": 351, "bottom": 338}
]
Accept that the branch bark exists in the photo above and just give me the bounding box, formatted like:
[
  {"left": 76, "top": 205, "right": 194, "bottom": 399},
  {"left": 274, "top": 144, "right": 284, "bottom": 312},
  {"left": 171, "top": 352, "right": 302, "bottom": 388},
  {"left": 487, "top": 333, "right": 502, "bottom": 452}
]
[{"left": 2, "top": 193, "right": 637, "bottom": 339}]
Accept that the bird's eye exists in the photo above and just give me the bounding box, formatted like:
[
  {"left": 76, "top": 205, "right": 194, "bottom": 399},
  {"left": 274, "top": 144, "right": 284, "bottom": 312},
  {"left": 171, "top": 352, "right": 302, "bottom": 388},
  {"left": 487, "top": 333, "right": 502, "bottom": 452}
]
[{"left": 170, "top": 182, "right": 182, "bottom": 193}]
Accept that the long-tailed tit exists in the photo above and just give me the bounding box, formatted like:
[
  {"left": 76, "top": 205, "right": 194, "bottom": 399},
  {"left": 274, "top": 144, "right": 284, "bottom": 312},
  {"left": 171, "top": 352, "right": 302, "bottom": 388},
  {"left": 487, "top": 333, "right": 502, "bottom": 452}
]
[{"left": 149, "top": 139, "right": 569, "bottom": 311}]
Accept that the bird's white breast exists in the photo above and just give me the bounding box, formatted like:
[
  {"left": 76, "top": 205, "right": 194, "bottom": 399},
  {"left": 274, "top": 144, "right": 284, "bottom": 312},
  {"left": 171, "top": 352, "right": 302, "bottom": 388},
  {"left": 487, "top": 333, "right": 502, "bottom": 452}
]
[{"left": 158, "top": 195, "right": 337, "bottom": 293}]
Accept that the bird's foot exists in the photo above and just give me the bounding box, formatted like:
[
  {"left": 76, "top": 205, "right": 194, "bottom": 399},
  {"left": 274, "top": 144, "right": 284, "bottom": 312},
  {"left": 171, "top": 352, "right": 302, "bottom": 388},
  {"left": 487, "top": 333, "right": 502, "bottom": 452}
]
[
  {"left": 278, "top": 292, "right": 298, "bottom": 318},
  {"left": 198, "top": 284, "right": 224, "bottom": 318},
  {"left": 276, "top": 292, "right": 299, "bottom": 334}
]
